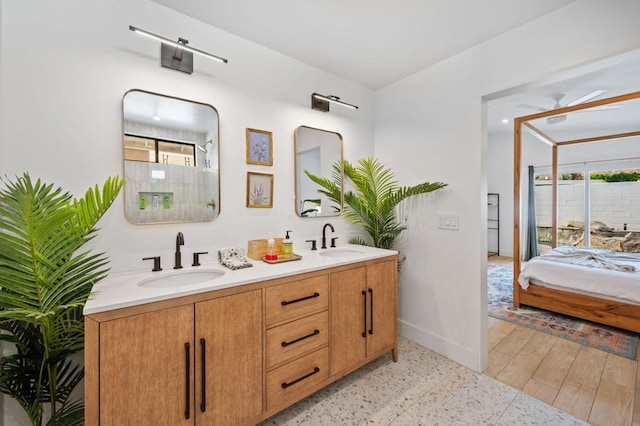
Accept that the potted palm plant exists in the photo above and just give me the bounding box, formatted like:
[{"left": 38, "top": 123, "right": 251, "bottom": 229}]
[
  {"left": 306, "top": 157, "right": 447, "bottom": 250},
  {"left": 0, "top": 173, "right": 124, "bottom": 426}
]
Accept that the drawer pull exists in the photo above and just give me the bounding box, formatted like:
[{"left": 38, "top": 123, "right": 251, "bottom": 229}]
[
  {"left": 200, "top": 338, "right": 206, "bottom": 413},
  {"left": 281, "top": 292, "right": 320, "bottom": 306},
  {"left": 368, "top": 288, "right": 374, "bottom": 335},
  {"left": 362, "top": 290, "right": 367, "bottom": 338},
  {"left": 184, "top": 342, "right": 190, "bottom": 420},
  {"left": 281, "top": 367, "right": 320, "bottom": 389},
  {"left": 281, "top": 329, "right": 320, "bottom": 347}
]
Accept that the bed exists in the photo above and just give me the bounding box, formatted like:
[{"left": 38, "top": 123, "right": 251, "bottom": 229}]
[{"left": 515, "top": 246, "right": 640, "bottom": 333}]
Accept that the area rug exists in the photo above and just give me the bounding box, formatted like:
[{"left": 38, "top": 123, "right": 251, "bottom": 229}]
[
  {"left": 487, "top": 262, "right": 503, "bottom": 273},
  {"left": 488, "top": 266, "right": 639, "bottom": 359}
]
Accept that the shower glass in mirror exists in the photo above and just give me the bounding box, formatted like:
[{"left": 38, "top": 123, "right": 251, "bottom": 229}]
[
  {"left": 294, "top": 126, "right": 343, "bottom": 217},
  {"left": 123, "top": 90, "right": 220, "bottom": 224}
]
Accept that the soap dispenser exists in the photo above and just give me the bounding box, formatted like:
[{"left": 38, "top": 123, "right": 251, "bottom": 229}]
[
  {"left": 282, "top": 230, "right": 293, "bottom": 258},
  {"left": 265, "top": 237, "right": 278, "bottom": 261}
]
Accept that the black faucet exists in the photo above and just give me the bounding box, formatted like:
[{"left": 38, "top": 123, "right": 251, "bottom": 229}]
[
  {"left": 174, "top": 232, "right": 184, "bottom": 269},
  {"left": 321, "top": 223, "right": 335, "bottom": 249}
]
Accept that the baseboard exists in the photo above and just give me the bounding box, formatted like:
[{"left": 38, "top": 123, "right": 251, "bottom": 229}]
[{"left": 399, "top": 320, "right": 481, "bottom": 372}]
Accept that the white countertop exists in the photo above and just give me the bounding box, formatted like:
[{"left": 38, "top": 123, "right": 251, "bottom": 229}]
[{"left": 83, "top": 244, "right": 397, "bottom": 315}]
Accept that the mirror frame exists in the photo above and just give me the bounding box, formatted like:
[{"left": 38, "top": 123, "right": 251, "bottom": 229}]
[
  {"left": 122, "top": 89, "right": 221, "bottom": 224},
  {"left": 294, "top": 125, "right": 344, "bottom": 218}
]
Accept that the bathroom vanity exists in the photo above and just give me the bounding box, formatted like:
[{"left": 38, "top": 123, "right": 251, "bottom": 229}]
[{"left": 84, "top": 245, "right": 398, "bottom": 425}]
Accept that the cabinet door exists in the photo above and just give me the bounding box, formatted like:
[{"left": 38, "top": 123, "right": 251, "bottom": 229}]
[
  {"left": 330, "top": 267, "right": 366, "bottom": 375},
  {"left": 99, "top": 305, "right": 194, "bottom": 426},
  {"left": 366, "top": 260, "right": 397, "bottom": 356},
  {"left": 195, "top": 290, "right": 263, "bottom": 425}
]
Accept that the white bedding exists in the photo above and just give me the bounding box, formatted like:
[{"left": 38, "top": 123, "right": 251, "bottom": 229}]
[{"left": 518, "top": 247, "right": 640, "bottom": 305}]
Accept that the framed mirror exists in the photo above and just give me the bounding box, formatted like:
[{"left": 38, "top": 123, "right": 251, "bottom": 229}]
[
  {"left": 122, "top": 90, "right": 220, "bottom": 224},
  {"left": 294, "top": 126, "right": 343, "bottom": 217}
]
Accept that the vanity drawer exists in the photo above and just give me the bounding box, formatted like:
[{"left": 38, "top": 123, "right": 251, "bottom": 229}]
[
  {"left": 266, "top": 347, "right": 329, "bottom": 410},
  {"left": 265, "top": 276, "right": 328, "bottom": 325},
  {"left": 266, "top": 311, "right": 328, "bottom": 369}
]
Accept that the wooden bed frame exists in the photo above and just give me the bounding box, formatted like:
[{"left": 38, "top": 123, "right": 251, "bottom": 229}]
[
  {"left": 516, "top": 282, "right": 640, "bottom": 333},
  {"left": 512, "top": 91, "right": 640, "bottom": 334}
]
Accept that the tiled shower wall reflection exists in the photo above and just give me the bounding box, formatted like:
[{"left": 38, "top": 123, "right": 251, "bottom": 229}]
[{"left": 124, "top": 161, "right": 218, "bottom": 224}]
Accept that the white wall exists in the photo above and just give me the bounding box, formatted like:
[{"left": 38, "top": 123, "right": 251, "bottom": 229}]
[
  {"left": 0, "top": 0, "right": 374, "bottom": 424},
  {"left": 487, "top": 132, "right": 514, "bottom": 256},
  {"left": 375, "top": 0, "right": 640, "bottom": 372},
  {"left": 0, "top": 0, "right": 375, "bottom": 272}
]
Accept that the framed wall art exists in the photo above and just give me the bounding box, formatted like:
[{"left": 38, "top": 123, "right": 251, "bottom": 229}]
[
  {"left": 246, "top": 172, "right": 273, "bottom": 208},
  {"left": 246, "top": 128, "right": 273, "bottom": 166}
]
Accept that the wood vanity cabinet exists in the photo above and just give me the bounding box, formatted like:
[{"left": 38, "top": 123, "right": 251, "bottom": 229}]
[
  {"left": 85, "top": 255, "right": 397, "bottom": 425},
  {"left": 330, "top": 260, "right": 397, "bottom": 375},
  {"left": 85, "top": 290, "right": 262, "bottom": 426}
]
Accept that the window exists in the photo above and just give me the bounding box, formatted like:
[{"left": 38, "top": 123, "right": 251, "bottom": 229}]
[
  {"left": 124, "top": 134, "right": 196, "bottom": 167},
  {"left": 535, "top": 165, "right": 640, "bottom": 252}
]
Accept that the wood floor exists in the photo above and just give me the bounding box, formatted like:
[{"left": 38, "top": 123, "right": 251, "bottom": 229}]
[{"left": 486, "top": 256, "right": 640, "bottom": 425}]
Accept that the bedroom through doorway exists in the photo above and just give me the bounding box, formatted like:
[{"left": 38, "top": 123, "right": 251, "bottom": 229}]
[{"left": 485, "top": 50, "right": 640, "bottom": 424}]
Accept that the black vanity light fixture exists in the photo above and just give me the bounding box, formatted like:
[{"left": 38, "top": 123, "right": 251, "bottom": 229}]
[
  {"left": 129, "top": 25, "right": 228, "bottom": 74},
  {"left": 311, "top": 93, "right": 359, "bottom": 112}
]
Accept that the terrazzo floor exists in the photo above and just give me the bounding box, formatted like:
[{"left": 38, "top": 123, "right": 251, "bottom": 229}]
[{"left": 262, "top": 337, "right": 586, "bottom": 425}]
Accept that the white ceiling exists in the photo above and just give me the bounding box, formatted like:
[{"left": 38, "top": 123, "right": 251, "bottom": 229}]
[
  {"left": 486, "top": 51, "right": 640, "bottom": 135},
  {"left": 150, "top": 0, "right": 639, "bottom": 136},
  {"left": 152, "top": 0, "right": 576, "bottom": 90}
]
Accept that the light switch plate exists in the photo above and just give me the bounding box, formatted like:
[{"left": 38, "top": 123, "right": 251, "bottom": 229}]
[{"left": 438, "top": 215, "right": 459, "bottom": 230}]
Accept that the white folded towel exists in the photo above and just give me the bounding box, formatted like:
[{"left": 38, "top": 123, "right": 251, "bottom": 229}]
[{"left": 218, "top": 247, "right": 253, "bottom": 270}]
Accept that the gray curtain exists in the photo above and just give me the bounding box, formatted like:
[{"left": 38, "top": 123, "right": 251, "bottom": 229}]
[{"left": 524, "top": 165, "right": 539, "bottom": 260}]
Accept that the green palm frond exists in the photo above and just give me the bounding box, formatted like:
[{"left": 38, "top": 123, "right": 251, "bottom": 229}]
[
  {"left": 304, "top": 163, "right": 342, "bottom": 207},
  {"left": 0, "top": 173, "right": 123, "bottom": 425},
  {"left": 48, "top": 399, "right": 85, "bottom": 426},
  {"left": 348, "top": 236, "right": 372, "bottom": 247},
  {"left": 306, "top": 158, "right": 447, "bottom": 251}
]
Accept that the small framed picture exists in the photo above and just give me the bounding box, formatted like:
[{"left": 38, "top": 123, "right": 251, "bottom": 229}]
[
  {"left": 247, "top": 172, "right": 273, "bottom": 208},
  {"left": 246, "top": 128, "right": 273, "bottom": 166}
]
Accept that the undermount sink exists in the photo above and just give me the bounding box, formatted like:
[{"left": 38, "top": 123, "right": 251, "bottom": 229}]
[
  {"left": 138, "top": 268, "right": 226, "bottom": 288},
  {"left": 319, "top": 248, "right": 365, "bottom": 257}
]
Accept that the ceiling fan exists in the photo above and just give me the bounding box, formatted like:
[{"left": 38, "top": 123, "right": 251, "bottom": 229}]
[{"left": 517, "top": 90, "right": 623, "bottom": 124}]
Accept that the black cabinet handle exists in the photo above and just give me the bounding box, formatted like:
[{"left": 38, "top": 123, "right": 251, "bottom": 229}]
[
  {"left": 184, "top": 342, "right": 190, "bottom": 420},
  {"left": 281, "top": 329, "right": 320, "bottom": 347},
  {"left": 368, "top": 288, "right": 374, "bottom": 335},
  {"left": 200, "top": 338, "right": 206, "bottom": 413},
  {"left": 362, "top": 290, "right": 367, "bottom": 338},
  {"left": 281, "top": 367, "right": 320, "bottom": 389},
  {"left": 281, "top": 292, "right": 320, "bottom": 306}
]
